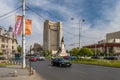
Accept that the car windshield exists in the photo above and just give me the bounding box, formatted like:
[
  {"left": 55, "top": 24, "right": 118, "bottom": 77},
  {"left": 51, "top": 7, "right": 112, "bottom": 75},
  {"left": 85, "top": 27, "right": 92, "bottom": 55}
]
[{"left": 59, "top": 58, "right": 68, "bottom": 62}]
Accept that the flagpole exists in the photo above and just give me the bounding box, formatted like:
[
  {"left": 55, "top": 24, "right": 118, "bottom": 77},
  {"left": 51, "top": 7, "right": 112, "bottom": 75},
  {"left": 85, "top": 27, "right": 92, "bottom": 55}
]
[{"left": 22, "top": 0, "right": 26, "bottom": 68}]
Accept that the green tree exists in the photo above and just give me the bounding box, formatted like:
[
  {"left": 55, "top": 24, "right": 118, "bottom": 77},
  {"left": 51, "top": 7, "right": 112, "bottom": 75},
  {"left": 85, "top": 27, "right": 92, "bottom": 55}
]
[
  {"left": 78, "top": 48, "right": 94, "bottom": 56},
  {"left": 91, "top": 49, "right": 101, "bottom": 56},
  {"left": 42, "top": 50, "right": 51, "bottom": 57},
  {"left": 69, "top": 48, "right": 79, "bottom": 56},
  {"left": 33, "top": 43, "right": 43, "bottom": 52},
  {"left": 0, "top": 52, "right": 3, "bottom": 56},
  {"left": 17, "top": 45, "right": 22, "bottom": 53}
]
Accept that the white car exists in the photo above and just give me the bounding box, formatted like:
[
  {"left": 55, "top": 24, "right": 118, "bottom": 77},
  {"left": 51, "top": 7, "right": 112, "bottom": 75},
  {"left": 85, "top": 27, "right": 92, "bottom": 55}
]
[{"left": 37, "top": 56, "right": 45, "bottom": 61}]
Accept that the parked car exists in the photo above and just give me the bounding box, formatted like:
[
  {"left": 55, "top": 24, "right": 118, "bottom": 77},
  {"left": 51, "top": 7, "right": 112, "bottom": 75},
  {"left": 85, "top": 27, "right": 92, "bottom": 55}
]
[
  {"left": 29, "top": 57, "right": 37, "bottom": 61},
  {"left": 0, "top": 57, "right": 6, "bottom": 60},
  {"left": 63, "top": 56, "right": 77, "bottom": 60},
  {"left": 104, "top": 56, "right": 118, "bottom": 60},
  {"left": 51, "top": 58, "right": 72, "bottom": 67},
  {"left": 91, "top": 56, "right": 100, "bottom": 59},
  {"left": 37, "top": 56, "right": 45, "bottom": 61}
]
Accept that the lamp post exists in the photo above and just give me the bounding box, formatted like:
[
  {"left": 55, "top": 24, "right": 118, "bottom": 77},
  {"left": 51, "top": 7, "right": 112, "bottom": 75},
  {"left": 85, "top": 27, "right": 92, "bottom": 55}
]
[
  {"left": 22, "top": 0, "right": 26, "bottom": 68},
  {"left": 29, "top": 45, "right": 32, "bottom": 76},
  {"left": 71, "top": 18, "right": 85, "bottom": 49}
]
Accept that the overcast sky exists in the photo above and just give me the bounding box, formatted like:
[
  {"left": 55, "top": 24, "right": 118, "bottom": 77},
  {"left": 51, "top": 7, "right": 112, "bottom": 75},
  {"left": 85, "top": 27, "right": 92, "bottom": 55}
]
[{"left": 0, "top": 0, "right": 120, "bottom": 50}]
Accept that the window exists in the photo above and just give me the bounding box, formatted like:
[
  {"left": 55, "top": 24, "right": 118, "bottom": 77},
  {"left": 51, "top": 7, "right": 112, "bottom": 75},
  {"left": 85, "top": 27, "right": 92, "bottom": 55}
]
[
  {"left": 1, "top": 44, "right": 5, "bottom": 48},
  {"left": 12, "top": 46, "right": 14, "bottom": 49},
  {"left": 2, "top": 38, "right": 5, "bottom": 42}
]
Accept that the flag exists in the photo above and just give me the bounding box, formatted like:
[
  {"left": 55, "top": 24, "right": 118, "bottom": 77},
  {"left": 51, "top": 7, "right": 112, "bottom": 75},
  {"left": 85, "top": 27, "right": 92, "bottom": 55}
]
[
  {"left": 14, "top": 16, "right": 22, "bottom": 35},
  {"left": 14, "top": 15, "right": 32, "bottom": 35},
  {"left": 25, "top": 19, "right": 32, "bottom": 35}
]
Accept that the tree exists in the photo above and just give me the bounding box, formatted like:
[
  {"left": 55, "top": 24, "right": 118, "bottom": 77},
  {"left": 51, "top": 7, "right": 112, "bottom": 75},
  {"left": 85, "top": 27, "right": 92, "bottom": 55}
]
[
  {"left": 42, "top": 50, "right": 51, "bottom": 56},
  {"left": 78, "top": 48, "right": 94, "bottom": 56},
  {"left": 69, "top": 48, "right": 79, "bottom": 56},
  {"left": 0, "top": 52, "right": 3, "bottom": 56},
  {"left": 91, "top": 49, "right": 101, "bottom": 56},
  {"left": 33, "top": 43, "right": 43, "bottom": 52},
  {"left": 17, "top": 45, "right": 22, "bottom": 53}
]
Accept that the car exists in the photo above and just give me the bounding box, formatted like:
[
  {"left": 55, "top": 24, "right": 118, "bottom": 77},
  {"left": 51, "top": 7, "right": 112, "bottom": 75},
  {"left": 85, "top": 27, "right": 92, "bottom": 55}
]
[
  {"left": 63, "top": 56, "right": 77, "bottom": 60},
  {"left": 104, "top": 56, "right": 118, "bottom": 60},
  {"left": 0, "top": 57, "right": 6, "bottom": 60},
  {"left": 91, "top": 56, "right": 100, "bottom": 59},
  {"left": 37, "top": 56, "right": 45, "bottom": 61},
  {"left": 51, "top": 58, "right": 72, "bottom": 67},
  {"left": 29, "top": 57, "right": 37, "bottom": 61}
]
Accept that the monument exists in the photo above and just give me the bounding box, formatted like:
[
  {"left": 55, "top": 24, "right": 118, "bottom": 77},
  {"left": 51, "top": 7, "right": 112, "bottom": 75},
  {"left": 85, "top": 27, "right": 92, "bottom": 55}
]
[{"left": 59, "top": 37, "right": 69, "bottom": 56}]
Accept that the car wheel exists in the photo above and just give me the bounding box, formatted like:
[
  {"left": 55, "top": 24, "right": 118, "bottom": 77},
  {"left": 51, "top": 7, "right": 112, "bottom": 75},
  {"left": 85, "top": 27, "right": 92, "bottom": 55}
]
[
  {"left": 68, "top": 64, "right": 71, "bottom": 67},
  {"left": 59, "top": 64, "right": 62, "bottom": 67},
  {"left": 51, "top": 62, "right": 54, "bottom": 66}
]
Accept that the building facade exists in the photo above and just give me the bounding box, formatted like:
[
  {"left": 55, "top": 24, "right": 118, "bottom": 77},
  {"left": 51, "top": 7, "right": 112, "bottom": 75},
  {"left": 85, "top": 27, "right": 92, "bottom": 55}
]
[
  {"left": 43, "top": 20, "right": 62, "bottom": 53},
  {"left": 106, "top": 31, "right": 120, "bottom": 43},
  {"left": 84, "top": 31, "right": 120, "bottom": 55},
  {"left": 0, "top": 26, "right": 18, "bottom": 58}
]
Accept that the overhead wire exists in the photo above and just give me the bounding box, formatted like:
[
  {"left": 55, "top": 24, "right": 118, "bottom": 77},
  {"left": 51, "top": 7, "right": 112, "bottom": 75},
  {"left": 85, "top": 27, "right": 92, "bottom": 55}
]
[
  {"left": 26, "top": 2, "right": 61, "bottom": 21},
  {"left": 26, "top": 6, "right": 45, "bottom": 22},
  {"left": 25, "top": 2, "right": 99, "bottom": 47},
  {"left": 0, "top": 8, "right": 21, "bottom": 21},
  {"left": 0, "top": 6, "right": 22, "bottom": 19}
]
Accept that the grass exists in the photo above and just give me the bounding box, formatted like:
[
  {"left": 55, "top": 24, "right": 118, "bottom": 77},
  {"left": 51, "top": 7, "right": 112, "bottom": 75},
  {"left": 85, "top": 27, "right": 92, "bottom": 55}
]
[
  {"left": 70, "top": 59, "right": 120, "bottom": 68},
  {"left": 0, "top": 63, "right": 11, "bottom": 67}
]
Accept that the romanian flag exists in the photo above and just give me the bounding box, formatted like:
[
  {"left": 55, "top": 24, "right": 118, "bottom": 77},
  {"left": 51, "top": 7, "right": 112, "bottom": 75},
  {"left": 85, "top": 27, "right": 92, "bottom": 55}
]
[{"left": 14, "top": 15, "right": 32, "bottom": 35}]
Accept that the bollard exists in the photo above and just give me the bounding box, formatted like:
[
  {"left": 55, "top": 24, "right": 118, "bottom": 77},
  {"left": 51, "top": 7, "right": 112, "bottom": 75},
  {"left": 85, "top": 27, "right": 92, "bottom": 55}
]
[
  {"left": 13, "top": 70, "right": 18, "bottom": 77},
  {"left": 32, "top": 69, "right": 36, "bottom": 75}
]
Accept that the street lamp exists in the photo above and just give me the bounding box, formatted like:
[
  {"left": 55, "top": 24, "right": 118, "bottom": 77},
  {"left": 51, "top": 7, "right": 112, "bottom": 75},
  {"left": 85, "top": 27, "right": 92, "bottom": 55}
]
[{"left": 71, "top": 18, "right": 85, "bottom": 49}]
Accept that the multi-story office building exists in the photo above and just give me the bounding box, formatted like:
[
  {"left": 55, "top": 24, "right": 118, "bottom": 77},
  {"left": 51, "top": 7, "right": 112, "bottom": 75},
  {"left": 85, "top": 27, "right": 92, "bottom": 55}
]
[
  {"left": 106, "top": 31, "right": 120, "bottom": 43},
  {"left": 0, "top": 26, "right": 18, "bottom": 57},
  {"left": 84, "top": 31, "right": 120, "bottom": 55},
  {"left": 43, "top": 20, "right": 62, "bottom": 53}
]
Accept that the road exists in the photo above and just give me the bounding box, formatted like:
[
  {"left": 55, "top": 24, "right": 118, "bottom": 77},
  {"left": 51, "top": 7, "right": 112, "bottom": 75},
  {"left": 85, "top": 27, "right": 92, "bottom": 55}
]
[{"left": 30, "top": 60, "right": 120, "bottom": 80}]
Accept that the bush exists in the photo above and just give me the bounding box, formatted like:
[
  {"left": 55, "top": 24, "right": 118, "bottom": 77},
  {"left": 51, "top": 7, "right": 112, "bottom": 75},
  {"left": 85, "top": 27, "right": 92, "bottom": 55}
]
[{"left": 0, "top": 52, "right": 3, "bottom": 56}]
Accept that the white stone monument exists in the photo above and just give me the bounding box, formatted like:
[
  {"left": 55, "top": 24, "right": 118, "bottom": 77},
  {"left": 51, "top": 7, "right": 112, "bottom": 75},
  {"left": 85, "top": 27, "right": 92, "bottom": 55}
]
[{"left": 59, "top": 37, "right": 69, "bottom": 56}]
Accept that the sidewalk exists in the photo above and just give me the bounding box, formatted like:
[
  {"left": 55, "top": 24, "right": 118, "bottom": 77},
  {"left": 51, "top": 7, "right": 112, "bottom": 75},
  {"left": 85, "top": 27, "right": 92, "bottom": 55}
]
[{"left": 0, "top": 65, "right": 45, "bottom": 80}]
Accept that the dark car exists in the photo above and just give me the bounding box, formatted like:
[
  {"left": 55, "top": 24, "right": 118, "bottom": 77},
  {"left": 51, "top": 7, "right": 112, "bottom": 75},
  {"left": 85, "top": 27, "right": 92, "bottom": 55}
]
[
  {"left": 51, "top": 58, "right": 72, "bottom": 67},
  {"left": 0, "top": 57, "right": 6, "bottom": 60},
  {"left": 104, "top": 56, "right": 118, "bottom": 60},
  {"left": 91, "top": 56, "right": 100, "bottom": 59}
]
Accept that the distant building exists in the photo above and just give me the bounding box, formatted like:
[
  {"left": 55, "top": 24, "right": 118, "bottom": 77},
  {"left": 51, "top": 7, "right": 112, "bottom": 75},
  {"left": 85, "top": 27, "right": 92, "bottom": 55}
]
[
  {"left": 84, "top": 31, "right": 120, "bottom": 55},
  {"left": 43, "top": 20, "right": 62, "bottom": 53},
  {"left": 106, "top": 31, "right": 120, "bottom": 43},
  {"left": 0, "top": 26, "right": 18, "bottom": 58}
]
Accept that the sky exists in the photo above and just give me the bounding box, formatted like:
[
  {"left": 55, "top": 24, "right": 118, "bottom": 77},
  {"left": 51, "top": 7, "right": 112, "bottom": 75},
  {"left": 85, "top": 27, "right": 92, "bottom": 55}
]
[{"left": 0, "top": 0, "right": 120, "bottom": 50}]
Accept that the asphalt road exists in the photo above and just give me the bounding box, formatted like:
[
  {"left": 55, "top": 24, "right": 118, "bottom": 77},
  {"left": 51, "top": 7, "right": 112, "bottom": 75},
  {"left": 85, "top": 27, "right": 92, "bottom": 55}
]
[{"left": 30, "top": 60, "right": 120, "bottom": 80}]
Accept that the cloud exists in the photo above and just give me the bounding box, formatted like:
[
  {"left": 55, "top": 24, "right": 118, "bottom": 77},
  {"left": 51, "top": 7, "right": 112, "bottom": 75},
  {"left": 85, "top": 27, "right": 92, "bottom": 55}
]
[{"left": 1, "top": 0, "right": 120, "bottom": 50}]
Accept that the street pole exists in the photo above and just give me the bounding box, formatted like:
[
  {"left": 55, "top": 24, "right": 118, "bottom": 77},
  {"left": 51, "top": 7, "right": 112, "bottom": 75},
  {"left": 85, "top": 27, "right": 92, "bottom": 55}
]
[
  {"left": 71, "top": 18, "right": 85, "bottom": 49},
  {"left": 95, "top": 43, "right": 96, "bottom": 56},
  {"left": 29, "top": 45, "right": 32, "bottom": 75},
  {"left": 22, "top": 0, "right": 26, "bottom": 68},
  {"left": 78, "top": 19, "right": 85, "bottom": 49},
  {"left": 79, "top": 19, "right": 81, "bottom": 49}
]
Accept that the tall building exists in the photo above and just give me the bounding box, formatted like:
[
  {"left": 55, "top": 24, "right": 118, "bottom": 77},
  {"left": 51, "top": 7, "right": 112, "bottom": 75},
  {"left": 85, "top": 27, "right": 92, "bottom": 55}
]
[
  {"left": 0, "top": 26, "right": 18, "bottom": 58},
  {"left": 43, "top": 20, "right": 62, "bottom": 53}
]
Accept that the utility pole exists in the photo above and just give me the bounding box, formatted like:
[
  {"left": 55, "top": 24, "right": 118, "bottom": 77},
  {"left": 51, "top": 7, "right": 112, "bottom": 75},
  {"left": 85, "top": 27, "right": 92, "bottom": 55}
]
[
  {"left": 78, "top": 19, "right": 85, "bottom": 49},
  {"left": 29, "top": 45, "right": 32, "bottom": 75},
  {"left": 71, "top": 18, "right": 85, "bottom": 49},
  {"left": 95, "top": 43, "right": 96, "bottom": 56},
  {"left": 22, "top": 0, "right": 26, "bottom": 68}
]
